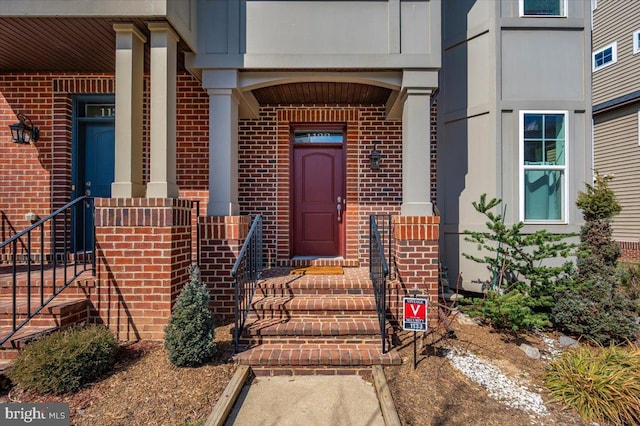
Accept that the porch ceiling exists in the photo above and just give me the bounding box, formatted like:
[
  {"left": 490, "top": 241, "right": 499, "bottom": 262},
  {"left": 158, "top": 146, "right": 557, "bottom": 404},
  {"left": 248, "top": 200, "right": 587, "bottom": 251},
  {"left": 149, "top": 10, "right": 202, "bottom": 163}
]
[
  {"left": 0, "top": 17, "right": 190, "bottom": 73},
  {"left": 251, "top": 82, "right": 392, "bottom": 105}
]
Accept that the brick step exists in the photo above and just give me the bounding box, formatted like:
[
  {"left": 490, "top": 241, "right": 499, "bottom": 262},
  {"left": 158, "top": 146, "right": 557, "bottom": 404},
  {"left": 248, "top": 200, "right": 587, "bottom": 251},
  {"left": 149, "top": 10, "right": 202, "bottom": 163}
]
[
  {"left": 0, "top": 298, "right": 89, "bottom": 328},
  {"left": 0, "top": 325, "right": 59, "bottom": 355},
  {"left": 234, "top": 343, "right": 401, "bottom": 368},
  {"left": 251, "top": 295, "right": 377, "bottom": 318},
  {"left": 240, "top": 317, "right": 392, "bottom": 346},
  {"left": 0, "top": 267, "right": 95, "bottom": 297},
  {"left": 255, "top": 279, "right": 374, "bottom": 297},
  {"left": 243, "top": 316, "right": 390, "bottom": 337}
]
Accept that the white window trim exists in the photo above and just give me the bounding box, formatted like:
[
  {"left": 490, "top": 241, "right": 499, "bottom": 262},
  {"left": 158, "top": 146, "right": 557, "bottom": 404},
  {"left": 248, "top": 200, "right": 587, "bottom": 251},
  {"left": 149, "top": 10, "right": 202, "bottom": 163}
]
[
  {"left": 519, "top": 0, "right": 568, "bottom": 17},
  {"left": 519, "top": 110, "right": 569, "bottom": 224},
  {"left": 634, "top": 30, "right": 640, "bottom": 55},
  {"left": 593, "top": 42, "right": 618, "bottom": 72},
  {"left": 637, "top": 109, "right": 640, "bottom": 146}
]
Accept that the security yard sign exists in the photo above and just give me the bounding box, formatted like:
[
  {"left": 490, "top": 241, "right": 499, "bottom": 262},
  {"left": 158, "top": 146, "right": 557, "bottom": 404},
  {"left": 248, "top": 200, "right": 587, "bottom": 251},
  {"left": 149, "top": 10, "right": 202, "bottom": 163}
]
[{"left": 403, "top": 297, "right": 428, "bottom": 332}]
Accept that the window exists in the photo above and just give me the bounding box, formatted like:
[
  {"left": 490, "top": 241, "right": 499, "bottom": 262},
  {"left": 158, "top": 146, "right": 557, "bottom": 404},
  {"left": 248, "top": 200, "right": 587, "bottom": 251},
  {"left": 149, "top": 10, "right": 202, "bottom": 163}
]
[
  {"left": 634, "top": 30, "right": 640, "bottom": 55},
  {"left": 520, "top": 0, "right": 566, "bottom": 17},
  {"left": 520, "top": 111, "right": 567, "bottom": 222},
  {"left": 293, "top": 130, "right": 343, "bottom": 143},
  {"left": 593, "top": 42, "right": 617, "bottom": 71}
]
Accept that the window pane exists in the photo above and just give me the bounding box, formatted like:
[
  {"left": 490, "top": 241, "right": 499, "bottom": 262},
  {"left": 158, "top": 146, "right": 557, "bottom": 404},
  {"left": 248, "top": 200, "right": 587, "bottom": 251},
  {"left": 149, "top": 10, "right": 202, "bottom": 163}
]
[
  {"left": 524, "top": 170, "right": 563, "bottom": 220},
  {"left": 523, "top": 0, "right": 562, "bottom": 15},
  {"left": 594, "top": 47, "right": 613, "bottom": 68},
  {"left": 524, "top": 114, "right": 542, "bottom": 138},
  {"left": 294, "top": 130, "right": 343, "bottom": 143},
  {"left": 544, "top": 114, "right": 565, "bottom": 139}
]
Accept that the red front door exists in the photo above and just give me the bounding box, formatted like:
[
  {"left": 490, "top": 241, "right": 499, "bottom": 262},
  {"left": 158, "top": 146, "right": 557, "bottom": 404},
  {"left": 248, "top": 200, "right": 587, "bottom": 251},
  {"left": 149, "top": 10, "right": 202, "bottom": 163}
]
[{"left": 293, "top": 143, "right": 344, "bottom": 257}]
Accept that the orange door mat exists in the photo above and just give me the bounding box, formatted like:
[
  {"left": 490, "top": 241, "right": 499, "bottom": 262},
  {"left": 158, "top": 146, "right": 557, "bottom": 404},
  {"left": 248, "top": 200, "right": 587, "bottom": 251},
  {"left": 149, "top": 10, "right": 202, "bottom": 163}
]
[{"left": 289, "top": 266, "right": 344, "bottom": 275}]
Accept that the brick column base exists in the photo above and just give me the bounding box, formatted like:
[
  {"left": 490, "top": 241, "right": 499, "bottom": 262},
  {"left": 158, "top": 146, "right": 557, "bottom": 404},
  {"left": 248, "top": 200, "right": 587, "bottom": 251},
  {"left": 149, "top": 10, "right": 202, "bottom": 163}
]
[
  {"left": 92, "top": 198, "right": 193, "bottom": 341},
  {"left": 389, "top": 216, "right": 440, "bottom": 327},
  {"left": 199, "top": 216, "right": 250, "bottom": 323}
]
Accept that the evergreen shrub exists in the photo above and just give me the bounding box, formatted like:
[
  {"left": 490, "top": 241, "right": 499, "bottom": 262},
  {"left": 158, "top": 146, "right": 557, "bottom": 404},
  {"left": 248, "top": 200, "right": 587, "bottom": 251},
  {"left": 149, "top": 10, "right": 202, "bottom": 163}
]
[
  {"left": 462, "top": 194, "right": 576, "bottom": 330},
  {"left": 9, "top": 325, "right": 118, "bottom": 394},
  {"left": 164, "top": 265, "right": 216, "bottom": 367},
  {"left": 552, "top": 173, "right": 638, "bottom": 344}
]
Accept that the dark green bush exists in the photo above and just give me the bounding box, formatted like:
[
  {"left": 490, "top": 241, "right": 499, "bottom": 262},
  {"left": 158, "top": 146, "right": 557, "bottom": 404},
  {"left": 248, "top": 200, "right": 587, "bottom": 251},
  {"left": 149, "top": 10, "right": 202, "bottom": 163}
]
[
  {"left": 164, "top": 265, "right": 216, "bottom": 367},
  {"left": 9, "top": 325, "right": 118, "bottom": 394},
  {"left": 553, "top": 280, "right": 638, "bottom": 345},
  {"left": 553, "top": 172, "right": 638, "bottom": 344},
  {"left": 462, "top": 290, "right": 551, "bottom": 330},
  {"left": 619, "top": 263, "right": 640, "bottom": 315},
  {"left": 544, "top": 344, "right": 640, "bottom": 425}
]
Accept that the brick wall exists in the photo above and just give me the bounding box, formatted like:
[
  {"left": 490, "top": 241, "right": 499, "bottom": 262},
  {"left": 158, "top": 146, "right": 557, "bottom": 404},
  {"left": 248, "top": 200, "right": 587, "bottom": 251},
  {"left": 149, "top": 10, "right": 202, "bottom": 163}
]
[
  {"left": 92, "top": 198, "right": 193, "bottom": 340},
  {"left": 619, "top": 241, "right": 640, "bottom": 264},
  {"left": 199, "top": 216, "right": 250, "bottom": 323},
  {"left": 1, "top": 72, "right": 207, "bottom": 254},
  {"left": 238, "top": 105, "right": 407, "bottom": 266},
  {"left": 389, "top": 216, "right": 440, "bottom": 325}
]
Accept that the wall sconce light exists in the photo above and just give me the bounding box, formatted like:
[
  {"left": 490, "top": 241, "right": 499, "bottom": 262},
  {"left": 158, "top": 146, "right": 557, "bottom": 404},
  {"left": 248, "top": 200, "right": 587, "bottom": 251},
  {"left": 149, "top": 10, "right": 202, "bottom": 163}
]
[
  {"left": 9, "top": 113, "right": 39, "bottom": 144},
  {"left": 369, "top": 141, "right": 382, "bottom": 170}
]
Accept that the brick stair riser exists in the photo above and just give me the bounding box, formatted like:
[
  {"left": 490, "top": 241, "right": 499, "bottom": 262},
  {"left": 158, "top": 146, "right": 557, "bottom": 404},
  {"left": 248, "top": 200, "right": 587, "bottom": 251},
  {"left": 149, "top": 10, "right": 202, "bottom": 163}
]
[
  {"left": 235, "top": 351, "right": 400, "bottom": 367},
  {"left": 0, "top": 317, "right": 60, "bottom": 328},
  {"left": 252, "top": 310, "right": 377, "bottom": 319},
  {"left": 252, "top": 367, "right": 373, "bottom": 377},
  {"left": 0, "top": 301, "right": 87, "bottom": 323},
  {"left": 0, "top": 349, "right": 19, "bottom": 360},
  {"left": 0, "top": 283, "right": 93, "bottom": 298},
  {"left": 256, "top": 288, "right": 374, "bottom": 297},
  {"left": 240, "top": 336, "right": 384, "bottom": 346}
]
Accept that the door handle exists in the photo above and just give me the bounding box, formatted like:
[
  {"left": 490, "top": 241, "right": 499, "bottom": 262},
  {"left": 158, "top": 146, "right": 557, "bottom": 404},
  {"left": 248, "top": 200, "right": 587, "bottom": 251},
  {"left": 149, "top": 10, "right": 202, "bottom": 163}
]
[{"left": 336, "top": 196, "right": 344, "bottom": 222}]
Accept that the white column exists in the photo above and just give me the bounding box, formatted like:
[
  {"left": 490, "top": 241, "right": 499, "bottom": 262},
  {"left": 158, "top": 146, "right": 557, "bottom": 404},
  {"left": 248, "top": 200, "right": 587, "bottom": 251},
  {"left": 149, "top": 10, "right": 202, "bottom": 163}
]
[
  {"left": 401, "top": 87, "right": 433, "bottom": 216},
  {"left": 146, "top": 23, "right": 180, "bottom": 198},
  {"left": 111, "top": 24, "right": 146, "bottom": 198},
  {"left": 207, "top": 88, "right": 240, "bottom": 216}
]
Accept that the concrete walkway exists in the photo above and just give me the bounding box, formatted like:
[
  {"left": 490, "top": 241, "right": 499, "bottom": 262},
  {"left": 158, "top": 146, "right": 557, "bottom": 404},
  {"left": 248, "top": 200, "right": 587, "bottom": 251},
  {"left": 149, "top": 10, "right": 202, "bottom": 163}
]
[{"left": 224, "top": 375, "right": 385, "bottom": 426}]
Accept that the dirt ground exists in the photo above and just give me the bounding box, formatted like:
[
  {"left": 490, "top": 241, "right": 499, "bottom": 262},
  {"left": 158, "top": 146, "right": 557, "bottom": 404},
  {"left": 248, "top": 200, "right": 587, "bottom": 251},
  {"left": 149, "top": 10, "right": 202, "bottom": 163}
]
[
  {"left": 1, "top": 318, "right": 590, "bottom": 426},
  {"left": 384, "top": 315, "right": 587, "bottom": 426},
  {"left": 1, "top": 323, "right": 237, "bottom": 426}
]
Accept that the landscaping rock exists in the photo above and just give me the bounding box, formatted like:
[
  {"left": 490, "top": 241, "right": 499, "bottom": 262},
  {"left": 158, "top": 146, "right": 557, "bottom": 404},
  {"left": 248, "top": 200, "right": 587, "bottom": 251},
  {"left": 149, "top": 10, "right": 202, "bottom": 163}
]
[
  {"left": 558, "top": 336, "right": 580, "bottom": 348},
  {"left": 519, "top": 344, "right": 541, "bottom": 360},
  {"left": 455, "top": 313, "right": 479, "bottom": 326}
]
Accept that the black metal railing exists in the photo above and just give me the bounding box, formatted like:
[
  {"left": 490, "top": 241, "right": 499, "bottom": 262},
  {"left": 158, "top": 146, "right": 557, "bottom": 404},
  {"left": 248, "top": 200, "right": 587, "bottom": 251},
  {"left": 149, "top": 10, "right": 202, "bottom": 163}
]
[
  {"left": 370, "top": 214, "right": 391, "bottom": 354},
  {"left": 0, "top": 196, "right": 95, "bottom": 346},
  {"left": 232, "top": 214, "right": 263, "bottom": 353}
]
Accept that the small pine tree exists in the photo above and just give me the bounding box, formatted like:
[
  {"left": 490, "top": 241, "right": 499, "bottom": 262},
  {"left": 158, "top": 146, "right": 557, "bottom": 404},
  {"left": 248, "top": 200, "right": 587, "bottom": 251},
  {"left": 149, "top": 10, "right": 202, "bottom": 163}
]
[
  {"left": 553, "top": 172, "right": 638, "bottom": 344},
  {"left": 164, "top": 265, "right": 216, "bottom": 367}
]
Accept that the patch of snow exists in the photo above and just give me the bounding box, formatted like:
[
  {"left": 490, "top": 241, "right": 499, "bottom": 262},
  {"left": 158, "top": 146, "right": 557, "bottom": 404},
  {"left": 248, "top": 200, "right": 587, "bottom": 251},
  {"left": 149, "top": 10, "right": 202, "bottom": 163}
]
[{"left": 445, "top": 347, "right": 548, "bottom": 417}]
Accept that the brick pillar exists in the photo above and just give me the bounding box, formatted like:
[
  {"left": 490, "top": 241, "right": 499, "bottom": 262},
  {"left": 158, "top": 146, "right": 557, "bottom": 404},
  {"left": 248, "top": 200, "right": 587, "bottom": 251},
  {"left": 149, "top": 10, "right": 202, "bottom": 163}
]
[
  {"left": 93, "top": 199, "right": 192, "bottom": 341},
  {"left": 390, "top": 216, "right": 440, "bottom": 326},
  {"left": 200, "top": 216, "right": 249, "bottom": 322}
]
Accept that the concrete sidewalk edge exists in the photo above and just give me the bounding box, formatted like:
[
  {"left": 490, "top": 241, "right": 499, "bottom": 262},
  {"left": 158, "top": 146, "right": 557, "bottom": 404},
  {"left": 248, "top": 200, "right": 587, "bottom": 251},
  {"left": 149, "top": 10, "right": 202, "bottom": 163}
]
[
  {"left": 205, "top": 365, "right": 251, "bottom": 426},
  {"left": 373, "top": 365, "right": 402, "bottom": 426}
]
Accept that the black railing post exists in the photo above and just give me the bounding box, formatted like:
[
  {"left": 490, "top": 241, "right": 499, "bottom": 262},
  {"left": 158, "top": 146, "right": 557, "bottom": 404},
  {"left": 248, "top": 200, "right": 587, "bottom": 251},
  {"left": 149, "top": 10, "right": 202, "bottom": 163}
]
[
  {"left": 232, "top": 215, "right": 263, "bottom": 354},
  {"left": 370, "top": 214, "right": 390, "bottom": 354}
]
